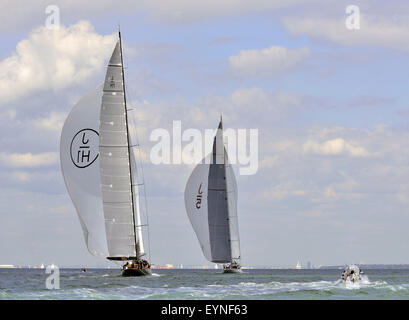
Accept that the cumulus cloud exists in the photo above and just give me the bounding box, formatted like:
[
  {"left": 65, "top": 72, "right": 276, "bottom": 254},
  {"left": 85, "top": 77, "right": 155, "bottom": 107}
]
[
  {"left": 0, "top": 152, "right": 59, "bottom": 167},
  {"left": 0, "top": 20, "right": 116, "bottom": 105},
  {"left": 303, "top": 138, "right": 370, "bottom": 157},
  {"left": 229, "top": 46, "right": 310, "bottom": 77}
]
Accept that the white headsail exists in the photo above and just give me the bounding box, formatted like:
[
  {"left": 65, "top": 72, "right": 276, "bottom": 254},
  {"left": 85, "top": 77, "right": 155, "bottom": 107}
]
[
  {"left": 60, "top": 85, "right": 108, "bottom": 256},
  {"left": 184, "top": 120, "right": 241, "bottom": 263},
  {"left": 185, "top": 163, "right": 212, "bottom": 261}
]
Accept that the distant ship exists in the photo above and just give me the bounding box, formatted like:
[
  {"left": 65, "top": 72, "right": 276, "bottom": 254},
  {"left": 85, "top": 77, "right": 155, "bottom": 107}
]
[
  {"left": 155, "top": 264, "right": 174, "bottom": 269},
  {"left": 185, "top": 118, "right": 241, "bottom": 274},
  {"left": 60, "top": 31, "right": 151, "bottom": 277}
]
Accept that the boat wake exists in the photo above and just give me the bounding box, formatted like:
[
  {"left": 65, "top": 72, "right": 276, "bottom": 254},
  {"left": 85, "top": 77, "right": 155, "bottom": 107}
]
[
  {"left": 341, "top": 274, "right": 371, "bottom": 289},
  {"left": 198, "top": 277, "right": 403, "bottom": 299}
]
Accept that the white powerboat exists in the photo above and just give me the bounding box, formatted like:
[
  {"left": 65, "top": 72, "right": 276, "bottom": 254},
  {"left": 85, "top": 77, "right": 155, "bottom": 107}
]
[{"left": 341, "top": 265, "right": 364, "bottom": 283}]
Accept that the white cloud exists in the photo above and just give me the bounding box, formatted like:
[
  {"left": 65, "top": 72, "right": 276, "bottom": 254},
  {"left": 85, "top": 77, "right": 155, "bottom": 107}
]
[
  {"left": 229, "top": 46, "right": 310, "bottom": 77},
  {"left": 0, "top": 0, "right": 306, "bottom": 31},
  {"left": 0, "top": 20, "right": 116, "bottom": 105},
  {"left": 283, "top": 15, "right": 409, "bottom": 53},
  {"left": 34, "top": 112, "right": 66, "bottom": 132},
  {"left": 230, "top": 87, "right": 270, "bottom": 106},
  {"left": 0, "top": 152, "right": 59, "bottom": 167},
  {"left": 262, "top": 183, "right": 308, "bottom": 201},
  {"left": 303, "top": 138, "right": 370, "bottom": 157},
  {"left": 259, "top": 155, "right": 279, "bottom": 169}
]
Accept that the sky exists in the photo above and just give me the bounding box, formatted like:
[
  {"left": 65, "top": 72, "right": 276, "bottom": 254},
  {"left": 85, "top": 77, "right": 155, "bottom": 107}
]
[{"left": 2, "top": 0, "right": 409, "bottom": 268}]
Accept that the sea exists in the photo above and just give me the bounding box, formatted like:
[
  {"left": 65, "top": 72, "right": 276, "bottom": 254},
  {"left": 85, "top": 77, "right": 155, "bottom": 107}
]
[{"left": 1, "top": 268, "right": 409, "bottom": 300}]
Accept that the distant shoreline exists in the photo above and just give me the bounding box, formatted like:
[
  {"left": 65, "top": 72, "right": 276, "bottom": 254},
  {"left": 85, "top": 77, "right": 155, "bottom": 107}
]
[
  {"left": 2, "top": 264, "right": 409, "bottom": 270},
  {"left": 319, "top": 264, "right": 409, "bottom": 270}
]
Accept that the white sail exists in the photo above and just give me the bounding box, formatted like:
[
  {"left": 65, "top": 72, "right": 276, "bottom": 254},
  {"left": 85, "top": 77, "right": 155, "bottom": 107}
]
[
  {"left": 184, "top": 162, "right": 212, "bottom": 261},
  {"left": 99, "top": 39, "right": 140, "bottom": 258},
  {"left": 226, "top": 163, "right": 240, "bottom": 260},
  {"left": 60, "top": 85, "right": 108, "bottom": 256},
  {"left": 184, "top": 120, "right": 241, "bottom": 264}
]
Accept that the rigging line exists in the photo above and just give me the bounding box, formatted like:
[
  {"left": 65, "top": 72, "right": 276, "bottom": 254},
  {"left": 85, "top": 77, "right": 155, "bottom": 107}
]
[{"left": 122, "top": 48, "right": 152, "bottom": 264}]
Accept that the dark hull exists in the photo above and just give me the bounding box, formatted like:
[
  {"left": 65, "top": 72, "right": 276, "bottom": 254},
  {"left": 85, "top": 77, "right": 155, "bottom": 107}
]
[
  {"left": 121, "top": 267, "right": 152, "bottom": 277},
  {"left": 222, "top": 268, "right": 242, "bottom": 274}
]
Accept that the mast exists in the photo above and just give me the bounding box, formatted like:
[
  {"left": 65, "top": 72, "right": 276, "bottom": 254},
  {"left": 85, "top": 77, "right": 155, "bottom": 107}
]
[
  {"left": 119, "top": 31, "right": 139, "bottom": 259},
  {"left": 221, "top": 115, "right": 240, "bottom": 264},
  {"left": 220, "top": 116, "right": 232, "bottom": 263}
]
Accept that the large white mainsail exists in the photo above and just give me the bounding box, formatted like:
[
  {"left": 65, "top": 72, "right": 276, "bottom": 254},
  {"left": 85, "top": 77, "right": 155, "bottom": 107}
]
[
  {"left": 184, "top": 119, "right": 241, "bottom": 264},
  {"left": 99, "top": 34, "right": 144, "bottom": 260},
  {"left": 60, "top": 85, "right": 108, "bottom": 256}
]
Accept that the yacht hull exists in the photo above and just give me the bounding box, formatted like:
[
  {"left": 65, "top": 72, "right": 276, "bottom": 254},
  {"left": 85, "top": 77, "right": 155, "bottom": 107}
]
[
  {"left": 222, "top": 267, "right": 242, "bottom": 274},
  {"left": 121, "top": 267, "right": 152, "bottom": 277}
]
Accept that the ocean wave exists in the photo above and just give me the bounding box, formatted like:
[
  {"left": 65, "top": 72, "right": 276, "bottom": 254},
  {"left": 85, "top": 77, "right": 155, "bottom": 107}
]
[{"left": 3, "top": 270, "right": 409, "bottom": 300}]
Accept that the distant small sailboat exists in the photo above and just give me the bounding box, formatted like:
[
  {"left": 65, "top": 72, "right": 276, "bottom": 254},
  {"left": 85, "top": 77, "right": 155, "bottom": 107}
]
[
  {"left": 184, "top": 118, "right": 241, "bottom": 273},
  {"left": 295, "top": 261, "right": 302, "bottom": 269},
  {"left": 60, "top": 31, "right": 151, "bottom": 277},
  {"left": 40, "top": 263, "right": 45, "bottom": 269}
]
